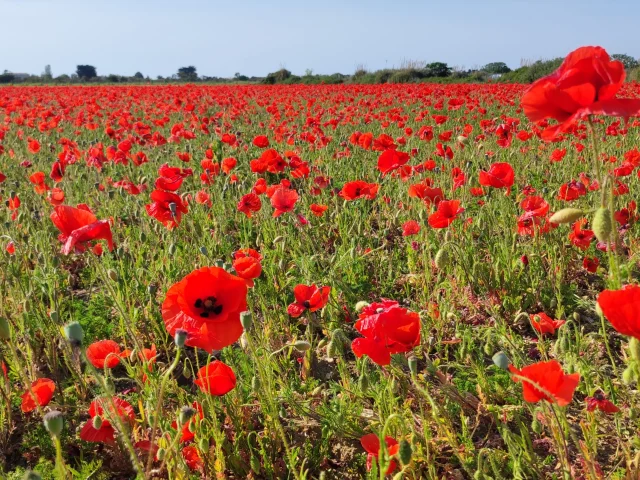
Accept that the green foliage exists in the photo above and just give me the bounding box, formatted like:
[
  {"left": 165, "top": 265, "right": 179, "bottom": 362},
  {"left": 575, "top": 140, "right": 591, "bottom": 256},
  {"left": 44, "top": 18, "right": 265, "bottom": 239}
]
[
  {"left": 0, "top": 73, "right": 14, "bottom": 84},
  {"left": 482, "top": 62, "right": 511, "bottom": 74},
  {"left": 612, "top": 53, "right": 639, "bottom": 71},
  {"left": 498, "top": 58, "right": 563, "bottom": 83},
  {"left": 177, "top": 65, "right": 198, "bottom": 81},
  {"left": 75, "top": 65, "right": 97, "bottom": 80}
]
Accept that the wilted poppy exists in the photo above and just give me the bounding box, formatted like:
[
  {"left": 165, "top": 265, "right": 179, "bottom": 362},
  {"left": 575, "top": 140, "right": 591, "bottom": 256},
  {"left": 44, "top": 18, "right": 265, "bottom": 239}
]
[
  {"left": 194, "top": 361, "right": 236, "bottom": 395},
  {"left": 509, "top": 360, "right": 579, "bottom": 406},
  {"left": 182, "top": 445, "right": 203, "bottom": 471},
  {"left": 21, "top": 378, "right": 55, "bottom": 413},
  {"left": 586, "top": 391, "right": 619, "bottom": 413},
  {"left": 287, "top": 284, "right": 331, "bottom": 317},
  {"left": 162, "top": 266, "right": 248, "bottom": 352}
]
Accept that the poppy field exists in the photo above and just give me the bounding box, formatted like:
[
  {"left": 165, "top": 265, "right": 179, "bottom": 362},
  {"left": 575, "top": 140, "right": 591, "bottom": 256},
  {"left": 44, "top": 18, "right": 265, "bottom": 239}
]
[{"left": 3, "top": 46, "right": 640, "bottom": 479}]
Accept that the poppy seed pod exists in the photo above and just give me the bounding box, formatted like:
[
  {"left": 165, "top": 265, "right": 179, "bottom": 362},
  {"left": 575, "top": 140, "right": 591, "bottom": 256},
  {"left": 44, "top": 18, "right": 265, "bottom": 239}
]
[
  {"left": 168, "top": 243, "right": 177, "bottom": 255},
  {"left": 198, "top": 437, "right": 209, "bottom": 453},
  {"left": 549, "top": 208, "right": 584, "bottom": 225},
  {"left": 630, "top": 338, "right": 640, "bottom": 362},
  {"left": 623, "top": 364, "right": 637, "bottom": 385},
  {"left": 107, "top": 269, "right": 118, "bottom": 282},
  {"left": 156, "top": 448, "right": 166, "bottom": 460},
  {"left": 592, "top": 207, "right": 612, "bottom": 243},
  {"left": 408, "top": 356, "right": 418, "bottom": 376},
  {"left": 399, "top": 439, "right": 413, "bottom": 466},
  {"left": 64, "top": 321, "right": 84, "bottom": 347},
  {"left": 43, "top": 410, "right": 64, "bottom": 437},
  {"left": 0, "top": 317, "right": 10, "bottom": 340}
]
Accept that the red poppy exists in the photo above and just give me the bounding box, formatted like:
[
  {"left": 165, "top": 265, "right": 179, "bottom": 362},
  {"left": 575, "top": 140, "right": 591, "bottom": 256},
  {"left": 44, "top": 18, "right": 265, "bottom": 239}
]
[
  {"left": 520, "top": 196, "right": 549, "bottom": 218},
  {"left": 270, "top": 186, "right": 299, "bottom": 217},
  {"left": 86, "top": 340, "right": 122, "bottom": 368},
  {"left": 597, "top": 284, "right": 640, "bottom": 339},
  {"left": 583, "top": 256, "right": 599, "bottom": 272},
  {"left": 509, "top": 360, "right": 579, "bottom": 406},
  {"left": 145, "top": 189, "right": 189, "bottom": 229},
  {"left": 340, "top": 181, "right": 379, "bottom": 201},
  {"left": 162, "top": 266, "right": 247, "bottom": 352},
  {"left": 586, "top": 391, "right": 619, "bottom": 414},
  {"left": 310, "top": 204, "right": 328, "bottom": 217},
  {"left": 558, "top": 181, "right": 587, "bottom": 201},
  {"left": 48, "top": 188, "right": 65, "bottom": 205},
  {"left": 182, "top": 445, "right": 203, "bottom": 471},
  {"left": 232, "top": 253, "right": 262, "bottom": 287},
  {"left": 351, "top": 300, "right": 421, "bottom": 365},
  {"left": 80, "top": 397, "right": 135, "bottom": 443},
  {"left": 287, "top": 284, "right": 331, "bottom": 317},
  {"left": 27, "top": 138, "right": 41, "bottom": 154},
  {"left": 29, "top": 171, "right": 49, "bottom": 194},
  {"left": 479, "top": 162, "right": 514, "bottom": 194},
  {"left": 428, "top": 200, "right": 464, "bottom": 228},
  {"left": 237, "top": 193, "right": 262, "bottom": 218},
  {"left": 21, "top": 378, "right": 56, "bottom": 413},
  {"left": 6, "top": 241, "right": 15, "bottom": 255},
  {"left": 194, "top": 361, "right": 236, "bottom": 395},
  {"left": 521, "top": 46, "right": 640, "bottom": 141},
  {"left": 402, "top": 220, "right": 420, "bottom": 236},
  {"left": 253, "top": 135, "right": 269, "bottom": 148},
  {"left": 408, "top": 183, "right": 443, "bottom": 206},
  {"left": 568, "top": 219, "right": 594, "bottom": 250},
  {"left": 530, "top": 313, "right": 565, "bottom": 336},
  {"left": 360, "top": 434, "right": 399, "bottom": 475},
  {"left": 50, "top": 205, "right": 114, "bottom": 255},
  {"left": 377, "top": 149, "right": 409, "bottom": 175}
]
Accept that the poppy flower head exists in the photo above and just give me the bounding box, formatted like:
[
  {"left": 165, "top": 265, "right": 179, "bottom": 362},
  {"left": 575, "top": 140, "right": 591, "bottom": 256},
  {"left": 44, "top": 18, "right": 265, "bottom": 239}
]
[
  {"left": 162, "top": 266, "right": 248, "bottom": 352},
  {"left": 479, "top": 162, "right": 514, "bottom": 193},
  {"left": 287, "top": 284, "right": 331, "bottom": 317},
  {"left": 86, "top": 340, "right": 122, "bottom": 368},
  {"left": 530, "top": 313, "right": 565, "bottom": 336},
  {"left": 270, "top": 186, "right": 299, "bottom": 217},
  {"left": 360, "top": 433, "right": 399, "bottom": 474},
  {"left": 509, "top": 360, "right": 579, "bottom": 406},
  {"left": 194, "top": 361, "right": 237, "bottom": 395},
  {"left": 428, "top": 199, "right": 464, "bottom": 228},
  {"left": 21, "top": 378, "right": 56, "bottom": 413},
  {"left": 597, "top": 284, "right": 640, "bottom": 340},
  {"left": 340, "top": 180, "right": 379, "bottom": 201}
]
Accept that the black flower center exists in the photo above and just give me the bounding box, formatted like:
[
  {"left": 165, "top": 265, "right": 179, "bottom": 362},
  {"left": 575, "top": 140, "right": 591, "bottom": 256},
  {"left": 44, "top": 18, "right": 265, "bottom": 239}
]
[
  {"left": 194, "top": 296, "right": 223, "bottom": 318},
  {"left": 303, "top": 300, "right": 311, "bottom": 308}
]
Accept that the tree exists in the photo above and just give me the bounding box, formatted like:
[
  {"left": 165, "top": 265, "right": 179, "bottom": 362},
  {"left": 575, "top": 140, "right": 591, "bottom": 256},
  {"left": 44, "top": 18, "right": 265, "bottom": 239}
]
[
  {"left": 0, "top": 73, "right": 15, "bottom": 84},
  {"left": 425, "top": 62, "right": 452, "bottom": 78},
  {"left": 482, "top": 62, "right": 511, "bottom": 75},
  {"left": 76, "top": 65, "right": 97, "bottom": 80},
  {"left": 134, "top": 72, "right": 144, "bottom": 79},
  {"left": 43, "top": 65, "right": 53, "bottom": 80},
  {"left": 612, "top": 54, "right": 639, "bottom": 71},
  {"left": 177, "top": 66, "right": 198, "bottom": 81}
]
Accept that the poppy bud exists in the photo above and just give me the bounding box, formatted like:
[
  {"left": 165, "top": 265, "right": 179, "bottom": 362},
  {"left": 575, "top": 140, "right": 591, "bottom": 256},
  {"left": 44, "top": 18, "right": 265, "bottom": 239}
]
[
  {"left": 240, "top": 333, "right": 249, "bottom": 350},
  {"left": 623, "top": 364, "right": 637, "bottom": 385},
  {"left": 92, "top": 416, "right": 103, "bottom": 430},
  {"left": 251, "top": 375, "right": 260, "bottom": 392},
  {"left": 174, "top": 329, "right": 188, "bottom": 348},
  {"left": 531, "top": 416, "right": 542, "bottom": 434},
  {"left": 0, "top": 317, "right": 10, "bottom": 340},
  {"left": 630, "top": 338, "right": 640, "bottom": 362},
  {"left": 399, "top": 439, "right": 413, "bottom": 466},
  {"left": 181, "top": 360, "right": 191, "bottom": 379},
  {"left": 408, "top": 355, "right": 418, "bottom": 376},
  {"left": 355, "top": 301, "right": 370, "bottom": 312},
  {"left": 107, "top": 269, "right": 118, "bottom": 282},
  {"left": 139, "top": 231, "right": 146, "bottom": 242},
  {"left": 592, "top": 207, "right": 612, "bottom": 244},
  {"left": 358, "top": 372, "right": 369, "bottom": 393},
  {"left": 457, "top": 135, "right": 468, "bottom": 145},
  {"left": 326, "top": 340, "right": 339, "bottom": 358},
  {"left": 49, "top": 310, "right": 59, "bottom": 322},
  {"left": 273, "top": 236, "right": 285, "bottom": 245},
  {"left": 549, "top": 208, "right": 584, "bottom": 225},
  {"left": 199, "top": 246, "right": 208, "bottom": 255},
  {"left": 250, "top": 455, "right": 261, "bottom": 474},
  {"left": 64, "top": 321, "right": 84, "bottom": 347},
  {"left": 214, "top": 259, "right": 224, "bottom": 268},
  {"left": 168, "top": 243, "right": 177, "bottom": 255},
  {"left": 240, "top": 311, "right": 253, "bottom": 330},
  {"left": 434, "top": 248, "right": 449, "bottom": 270},
  {"left": 43, "top": 410, "right": 64, "bottom": 437},
  {"left": 188, "top": 418, "right": 198, "bottom": 433},
  {"left": 292, "top": 340, "right": 311, "bottom": 352},
  {"left": 107, "top": 190, "right": 115, "bottom": 199},
  {"left": 23, "top": 471, "right": 42, "bottom": 480},
  {"left": 492, "top": 351, "right": 510, "bottom": 370}
]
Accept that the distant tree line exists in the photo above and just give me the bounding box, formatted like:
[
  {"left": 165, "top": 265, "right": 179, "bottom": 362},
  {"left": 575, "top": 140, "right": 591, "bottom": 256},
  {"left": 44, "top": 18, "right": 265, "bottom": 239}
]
[{"left": 1, "top": 55, "right": 639, "bottom": 85}]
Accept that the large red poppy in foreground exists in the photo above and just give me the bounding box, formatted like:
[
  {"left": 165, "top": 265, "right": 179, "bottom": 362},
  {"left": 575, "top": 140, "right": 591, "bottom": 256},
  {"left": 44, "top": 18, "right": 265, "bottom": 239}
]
[
  {"left": 521, "top": 46, "right": 640, "bottom": 140},
  {"left": 509, "top": 360, "right": 579, "bottom": 406},
  {"left": 162, "top": 266, "right": 248, "bottom": 352},
  {"left": 597, "top": 284, "right": 640, "bottom": 339}
]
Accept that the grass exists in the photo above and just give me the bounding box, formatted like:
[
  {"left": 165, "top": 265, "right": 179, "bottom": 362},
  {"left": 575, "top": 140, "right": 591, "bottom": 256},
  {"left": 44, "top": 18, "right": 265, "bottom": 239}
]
[{"left": 0, "top": 82, "right": 639, "bottom": 479}]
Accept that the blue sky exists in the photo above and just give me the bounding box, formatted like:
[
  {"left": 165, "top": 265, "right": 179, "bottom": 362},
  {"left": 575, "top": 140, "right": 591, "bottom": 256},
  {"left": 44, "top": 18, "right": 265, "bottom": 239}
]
[{"left": 1, "top": 0, "right": 637, "bottom": 78}]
